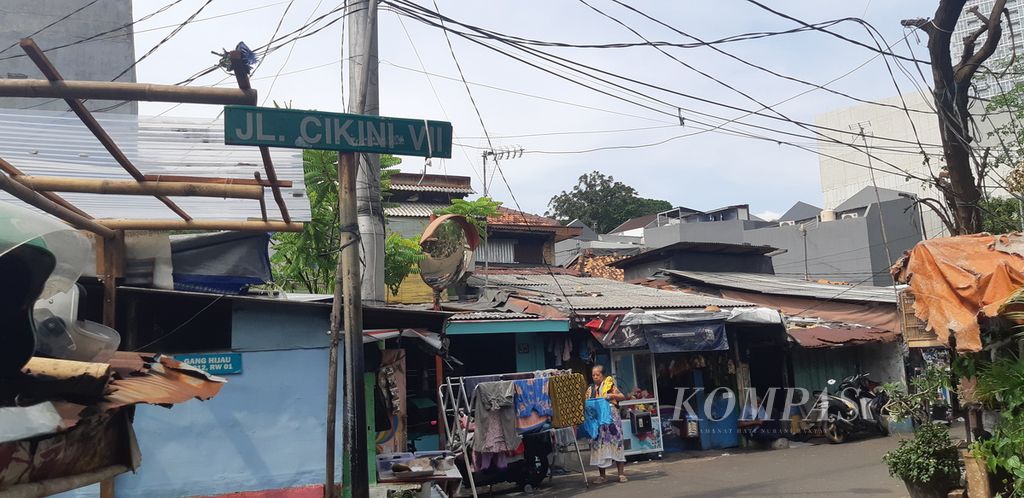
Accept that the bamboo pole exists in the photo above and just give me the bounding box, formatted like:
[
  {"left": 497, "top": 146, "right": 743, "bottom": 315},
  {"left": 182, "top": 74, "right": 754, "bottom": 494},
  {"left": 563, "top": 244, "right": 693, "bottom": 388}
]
[
  {"left": 0, "top": 79, "right": 256, "bottom": 105},
  {"left": 17, "top": 175, "right": 264, "bottom": 199},
  {"left": 143, "top": 174, "right": 292, "bottom": 188},
  {"left": 228, "top": 52, "right": 291, "bottom": 224},
  {"left": 0, "top": 157, "right": 93, "bottom": 218},
  {"left": 96, "top": 219, "right": 304, "bottom": 232},
  {"left": 0, "top": 172, "right": 115, "bottom": 238},
  {"left": 20, "top": 38, "right": 192, "bottom": 221}
]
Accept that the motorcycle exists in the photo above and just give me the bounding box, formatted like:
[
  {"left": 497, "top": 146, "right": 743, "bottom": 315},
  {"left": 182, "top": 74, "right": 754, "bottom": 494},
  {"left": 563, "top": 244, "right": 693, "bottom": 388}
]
[{"left": 808, "top": 373, "right": 890, "bottom": 444}]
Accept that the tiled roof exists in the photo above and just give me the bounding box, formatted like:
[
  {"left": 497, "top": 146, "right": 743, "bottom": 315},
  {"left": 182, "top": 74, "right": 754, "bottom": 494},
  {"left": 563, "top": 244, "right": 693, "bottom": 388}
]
[
  {"left": 384, "top": 202, "right": 450, "bottom": 218},
  {"left": 388, "top": 173, "right": 474, "bottom": 194},
  {"left": 662, "top": 270, "right": 899, "bottom": 304},
  {"left": 489, "top": 207, "right": 561, "bottom": 226},
  {"left": 467, "top": 273, "right": 753, "bottom": 311}
]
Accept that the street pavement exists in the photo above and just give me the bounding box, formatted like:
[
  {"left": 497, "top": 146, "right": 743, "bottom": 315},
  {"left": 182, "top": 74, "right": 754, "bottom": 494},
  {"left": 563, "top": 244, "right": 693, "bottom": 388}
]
[{"left": 469, "top": 435, "right": 907, "bottom": 497}]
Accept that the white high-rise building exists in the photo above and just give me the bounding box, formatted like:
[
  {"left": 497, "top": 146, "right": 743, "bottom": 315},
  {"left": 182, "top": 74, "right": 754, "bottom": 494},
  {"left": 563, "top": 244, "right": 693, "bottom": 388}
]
[
  {"left": 953, "top": 0, "right": 1024, "bottom": 98},
  {"left": 0, "top": 0, "right": 137, "bottom": 113}
]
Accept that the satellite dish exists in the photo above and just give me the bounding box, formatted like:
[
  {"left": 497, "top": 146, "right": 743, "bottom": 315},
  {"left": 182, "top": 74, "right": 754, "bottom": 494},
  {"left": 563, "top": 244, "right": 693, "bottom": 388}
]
[{"left": 418, "top": 214, "right": 480, "bottom": 294}]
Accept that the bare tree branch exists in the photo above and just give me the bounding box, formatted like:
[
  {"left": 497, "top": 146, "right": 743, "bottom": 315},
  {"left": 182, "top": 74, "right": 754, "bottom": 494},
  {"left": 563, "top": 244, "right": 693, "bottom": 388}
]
[{"left": 957, "top": 0, "right": 1009, "bottom": 82}]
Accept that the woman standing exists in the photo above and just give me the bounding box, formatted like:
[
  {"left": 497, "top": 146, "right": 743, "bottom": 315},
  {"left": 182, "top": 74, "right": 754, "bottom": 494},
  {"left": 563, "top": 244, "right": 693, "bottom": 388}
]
[{"left": 587, "top": 365, "right": 627, "bottom": 483}]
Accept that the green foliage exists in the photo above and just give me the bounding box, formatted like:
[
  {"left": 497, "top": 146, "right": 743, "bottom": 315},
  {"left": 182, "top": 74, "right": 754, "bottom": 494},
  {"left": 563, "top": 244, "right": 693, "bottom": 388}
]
[
  {"left": 883, "top": 366, "right": 952, "bottom": 425},
  {"left": 384, "top": 233, "right": 424, "bottom": 295},
  {"left": 434, "top": 197, "right": 502, "bottom": 239},
  {"left": 882, "top": 423, "right": 961, "bottom": 485},
  {"left": 980, "top": 197, "right": 1023, "bottom": 234},
  {"left": 270, "top": 151, "right": 406, "bottom": 293},
  {"left": 971, "top": 357, "right": 1024, "bottom": 497},
  {"left": 545, "top": 171, "right": 671, "bottom": 233}
]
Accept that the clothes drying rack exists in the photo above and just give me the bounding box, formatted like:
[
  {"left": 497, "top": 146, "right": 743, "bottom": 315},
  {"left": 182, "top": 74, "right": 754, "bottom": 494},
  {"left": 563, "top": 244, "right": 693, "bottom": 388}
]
[{"left": 438, "top": 370, "right": 589, "bottom": 498}]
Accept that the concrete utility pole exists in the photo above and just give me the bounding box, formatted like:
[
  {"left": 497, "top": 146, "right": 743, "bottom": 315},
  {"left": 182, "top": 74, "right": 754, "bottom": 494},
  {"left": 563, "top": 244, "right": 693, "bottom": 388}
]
[{"left": 349, "top": 0, "right": 385, "bottom": 305}]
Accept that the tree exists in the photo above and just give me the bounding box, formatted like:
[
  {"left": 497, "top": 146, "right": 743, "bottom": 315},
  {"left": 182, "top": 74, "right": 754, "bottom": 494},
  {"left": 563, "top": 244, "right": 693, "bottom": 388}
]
[
  {"left": 902, "top": 0, "right": 1009, "bottom": 234},
  {"left": 980, "top": 197, "right": 1022, "bottom": 233},
  {"left": 545, "top": 171, "right": 672, "bottom": 233},
  {"left": 271, "top": 151, "right": 419, "bottom": 293},
  {"left": 434, "top": 197, "right": 503, "bottom": 238}
]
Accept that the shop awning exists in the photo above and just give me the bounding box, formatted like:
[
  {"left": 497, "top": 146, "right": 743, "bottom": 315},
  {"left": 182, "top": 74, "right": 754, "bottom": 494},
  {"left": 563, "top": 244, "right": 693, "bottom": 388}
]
[
  {"left": 585, "top": 307, "right": 783, "bottom": 352},
  {"left": 363, "top": 328, "right": 443, "bottom": 353}
]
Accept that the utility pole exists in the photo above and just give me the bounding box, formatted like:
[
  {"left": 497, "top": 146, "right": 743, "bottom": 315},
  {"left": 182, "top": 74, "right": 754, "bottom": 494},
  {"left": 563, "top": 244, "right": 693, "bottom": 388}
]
[{"left": 349, "top": 0, "right": 384, "bottom": 305}]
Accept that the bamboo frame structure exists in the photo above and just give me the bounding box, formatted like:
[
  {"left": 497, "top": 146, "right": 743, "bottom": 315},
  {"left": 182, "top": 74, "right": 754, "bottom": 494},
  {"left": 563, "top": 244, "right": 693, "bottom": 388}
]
[
  {"left": 0, "top": 79, "right": 255, "bottom": 105},
  {"left": 0, "top": 37, "right": 307, "bottom": 239},
  {"left": 17, "top": 176, "right": 264, "bottom": 199}
]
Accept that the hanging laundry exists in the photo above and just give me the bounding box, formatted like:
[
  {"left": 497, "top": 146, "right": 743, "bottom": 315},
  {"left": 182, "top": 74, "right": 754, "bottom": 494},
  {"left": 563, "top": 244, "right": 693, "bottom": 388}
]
[
  {"left": 562, "top": 337, "right": 572, "bottom": 362},
  {"left": 550, "top": 373, "right": 586, "bottom": 428},
  {"left": 514, "top": 377, "right": 552, "bottom": 433},
  {"left": 472, "top": 381, "right": 522, "bottom": 454}
]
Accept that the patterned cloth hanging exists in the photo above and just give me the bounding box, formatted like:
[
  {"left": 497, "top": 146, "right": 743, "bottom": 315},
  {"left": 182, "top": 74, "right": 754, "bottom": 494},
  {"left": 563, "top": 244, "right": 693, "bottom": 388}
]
[{"left": 549, "top": 373, "right": 586, "bottom": 428}]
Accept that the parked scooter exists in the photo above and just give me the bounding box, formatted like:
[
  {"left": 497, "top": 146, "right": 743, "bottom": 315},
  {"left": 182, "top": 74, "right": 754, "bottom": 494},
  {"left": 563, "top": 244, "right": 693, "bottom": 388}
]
[{"left": 808, "top": 373, "right": 890, "bottom": 443}]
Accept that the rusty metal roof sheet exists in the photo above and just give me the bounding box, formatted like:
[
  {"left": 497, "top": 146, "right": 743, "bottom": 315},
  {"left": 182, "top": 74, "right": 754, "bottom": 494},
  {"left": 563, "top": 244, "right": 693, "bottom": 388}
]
[
  {"left": 101, "top": 354, "right": 224, "bottom": 410},
  {"left": 787, "top": 325, "right": 897, "bottom": 348},
  {"left": 663, "top": 270, "right": 900, "bottom": 304}
]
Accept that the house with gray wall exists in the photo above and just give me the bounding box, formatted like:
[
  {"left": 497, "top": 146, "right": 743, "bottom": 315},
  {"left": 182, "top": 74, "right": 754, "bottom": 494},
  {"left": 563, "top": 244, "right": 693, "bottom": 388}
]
[
  {"left": 1, "top": 0, "right": 138, "bottom": 113},
  {"left": 744, "top": 187, "right": 923, "bottom": 286}
]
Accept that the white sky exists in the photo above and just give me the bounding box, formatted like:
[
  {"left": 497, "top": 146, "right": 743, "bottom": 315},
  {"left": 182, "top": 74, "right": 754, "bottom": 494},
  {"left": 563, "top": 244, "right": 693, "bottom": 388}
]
[{"left": 130, "top": 0, "right": 939, "bottom": 217}]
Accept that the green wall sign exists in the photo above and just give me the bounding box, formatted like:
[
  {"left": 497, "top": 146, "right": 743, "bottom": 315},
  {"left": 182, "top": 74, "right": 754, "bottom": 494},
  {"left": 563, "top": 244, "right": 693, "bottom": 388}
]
[{"left": 223, "top": 105, "right": 452, "bottom": 158}]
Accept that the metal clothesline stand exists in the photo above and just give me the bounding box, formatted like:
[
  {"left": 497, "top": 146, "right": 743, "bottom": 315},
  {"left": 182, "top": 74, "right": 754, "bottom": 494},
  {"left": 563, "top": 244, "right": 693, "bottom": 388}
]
[{"left": 438, "top": 371, "right": 589, "bottom": 498}]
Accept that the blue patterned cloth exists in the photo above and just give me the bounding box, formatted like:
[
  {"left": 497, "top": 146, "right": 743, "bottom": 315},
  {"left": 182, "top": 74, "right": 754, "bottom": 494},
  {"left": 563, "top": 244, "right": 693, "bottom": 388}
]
[{"left": 581, "top": 398, "right": 613, "bottom": 440}]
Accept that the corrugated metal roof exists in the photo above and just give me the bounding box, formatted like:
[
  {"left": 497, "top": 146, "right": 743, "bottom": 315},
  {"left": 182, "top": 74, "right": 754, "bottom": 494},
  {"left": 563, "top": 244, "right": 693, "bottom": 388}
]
[
  {"left": 663, "top": 270, "right": 899, "bottom": 304},
  {"left": 389, "top": 183, "right": 475, "bottom": 194},
  {"left": 467, "top": 273, "right": 752, "bottom": 310},
  {"left": 384, "top": 202, "right": 449, "bottom": 218},
  {"left": 610, "top": 241, "right": 778, "bottom": 269},
  {"left": 448, "top": 311, "right": 541, "bottom": 321},
  {"left": 0, "top": 109, "right": 310, "bottom": 221},
  {"left": 787, "top": 325, "right": 897, "bottom": 348}
]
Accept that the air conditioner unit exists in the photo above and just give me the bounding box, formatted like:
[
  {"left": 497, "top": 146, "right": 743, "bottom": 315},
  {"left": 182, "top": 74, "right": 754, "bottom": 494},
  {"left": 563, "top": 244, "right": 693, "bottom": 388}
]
[
  {"left": 841, "top": 212, "right": 859, "bottom": 219},
  {"left": 779, "top": 220, "right": 795, "bottom": 227}
]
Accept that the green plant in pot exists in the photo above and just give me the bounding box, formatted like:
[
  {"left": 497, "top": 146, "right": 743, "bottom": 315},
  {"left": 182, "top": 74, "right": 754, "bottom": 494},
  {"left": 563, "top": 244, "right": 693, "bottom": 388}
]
[
  {"left": 883, "top": 423, "right": 962, "bottom": 498},
  {"left": 970, "top": 356, "right": 1024, "bottom": 497}
]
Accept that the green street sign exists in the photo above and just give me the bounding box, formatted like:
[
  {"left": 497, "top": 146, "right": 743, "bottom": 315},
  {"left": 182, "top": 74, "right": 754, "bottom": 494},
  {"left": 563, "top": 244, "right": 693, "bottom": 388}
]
[{"left": 223, "top": 105, "right": 452, "bottom": 158}]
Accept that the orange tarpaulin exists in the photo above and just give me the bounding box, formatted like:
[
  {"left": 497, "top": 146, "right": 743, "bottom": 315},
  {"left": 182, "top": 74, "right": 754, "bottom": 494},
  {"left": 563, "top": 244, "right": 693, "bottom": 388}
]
[{"left": 893, "top": 233, "right": 1024, "bottom": 352}]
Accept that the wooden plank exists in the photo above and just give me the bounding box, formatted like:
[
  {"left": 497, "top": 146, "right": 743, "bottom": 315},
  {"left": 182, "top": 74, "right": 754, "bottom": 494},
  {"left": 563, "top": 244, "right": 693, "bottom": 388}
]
[
  {"left": 0, "top": 79, "right": 256, "bottom": 105},
  {"left": 97, "top": 218, "right": 305, "bottom": 232},
  {"left": 254, "top": 172, "right": 268, "bottom": 221},
  {"left": 17, "top": 175, "right": 264, "bottom": 199},
  {"left": 229, "top": 51, "right": 291, "bottom": 223},
  {"left": 20, "top": 38, "right": 192, "bottom": 221},
  {"left": 142, "top": 174, "right": 292, "bottom": 188},
  {"left": 0, "top": 171, "right": 115, "bottom": 238}
]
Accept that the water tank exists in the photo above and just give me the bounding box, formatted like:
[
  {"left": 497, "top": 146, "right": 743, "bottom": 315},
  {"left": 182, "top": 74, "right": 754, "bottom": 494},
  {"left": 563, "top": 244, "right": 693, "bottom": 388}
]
[{"left": 820, "top": 209, "right": 836, "bottom": 222}]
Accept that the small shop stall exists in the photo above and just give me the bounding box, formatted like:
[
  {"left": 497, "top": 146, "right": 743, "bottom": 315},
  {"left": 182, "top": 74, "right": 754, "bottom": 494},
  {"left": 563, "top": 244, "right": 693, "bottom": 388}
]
[
  {"left": 587, "top": 307, "right": 785, "bottom": 453},
  {"left": 437, "top": 369, "right": 589, "bottom": 498}
]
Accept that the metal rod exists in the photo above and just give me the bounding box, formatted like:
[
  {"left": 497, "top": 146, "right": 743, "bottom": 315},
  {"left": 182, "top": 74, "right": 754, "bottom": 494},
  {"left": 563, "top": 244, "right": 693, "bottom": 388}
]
[
  {"left": 16, "top": 175, "right": 264, "bottom": 199},
  {"left": 228, "top": 51, "right": 291, "bottom": 224},
  {"left": 0, "top": 79, "right": 256, "bottom": 105},
  {"left": 95, "top": 219, "right": 303, "bottom": 232},
  {"left": 20, "top": 38, "right": 192, "bottom": 221},
  {"left": 0, "top": 157, "right": 92, "bottom": 218},
  {"left": 0, "top": 172, "right": 115, "bottom": 238}
]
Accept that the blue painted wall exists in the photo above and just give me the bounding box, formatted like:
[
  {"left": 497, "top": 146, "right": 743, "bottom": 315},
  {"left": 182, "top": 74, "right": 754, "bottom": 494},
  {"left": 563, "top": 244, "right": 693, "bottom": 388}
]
[{"left": 56, "top": 302, "right": 343, "bottom": 498}]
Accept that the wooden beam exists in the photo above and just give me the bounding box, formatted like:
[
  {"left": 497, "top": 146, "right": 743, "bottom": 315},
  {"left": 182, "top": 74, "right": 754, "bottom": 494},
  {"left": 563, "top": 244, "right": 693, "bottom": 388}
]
[
  {"left": 143, "top": 174, "right": 292, "bottom": 188},
  {"left": 17, "top": 175, "right": 264, "bottom": 199},
  {"left": 97, "top": 219, "right": 305, "bottom": 232},
  {"left": 229, "top": 51, "right": 291, "bottom": 223},
  {"left": 0, "top": 172, "right": 115, "bottom": 238},
  {"left": 20, "top": 38, "right": 192, "bottom": 222},
  {"left": 0, "top": 157, "right": 92, "bottom": 218},
  {"left": 0, "top": 79, "right": 256, "bottom": 105}
]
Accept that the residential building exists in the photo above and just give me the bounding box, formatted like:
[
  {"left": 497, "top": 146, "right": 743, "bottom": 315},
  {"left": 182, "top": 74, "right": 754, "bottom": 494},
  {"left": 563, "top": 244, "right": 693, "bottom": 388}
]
[
  {"left": 644, "top": 204, "right": 775, "bottom": 248},
  {"left": 745, "top": 186, "right": 924, "bottom": 286},
  {"left": 610, "top": 241, "right": 777, "bottom": 282},
  {"left": 478, "top": 207, "right": 580, "bottom": 268},
  {"left": 384, "top": 172, "right": 474, "bottom": 239},
  {"left": 0, "top": 0, "right": 138, "bottom": 113}
]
